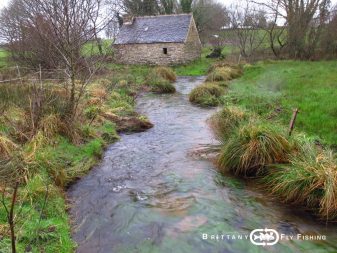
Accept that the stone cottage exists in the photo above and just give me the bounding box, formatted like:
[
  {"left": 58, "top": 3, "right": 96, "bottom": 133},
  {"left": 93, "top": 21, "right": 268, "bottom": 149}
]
[{"left": 113, "top": 14, "right": 202, "bottom": 65}]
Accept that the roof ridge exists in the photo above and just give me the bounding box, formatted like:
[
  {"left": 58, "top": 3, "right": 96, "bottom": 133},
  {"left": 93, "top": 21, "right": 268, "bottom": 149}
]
[{"left": 135, "top": 13, "right": 192, "bottom": 19}]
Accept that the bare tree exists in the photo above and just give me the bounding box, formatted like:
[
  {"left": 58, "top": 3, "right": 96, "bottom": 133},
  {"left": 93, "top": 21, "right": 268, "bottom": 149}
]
[
  {"left": 192, "top": 0, "right": 229, "bottom": 42},
  {"left": 262, "top": 0, "right": 287, "bottom": 58},
  {"left": 228, "top": 1, "right": 267, "bottom": 59},
  {"left": 254, "top": 0, "right": 330, "bottom": 59},
  {"left": 0, "top": 0, "right": 111, "bottom": 118}
]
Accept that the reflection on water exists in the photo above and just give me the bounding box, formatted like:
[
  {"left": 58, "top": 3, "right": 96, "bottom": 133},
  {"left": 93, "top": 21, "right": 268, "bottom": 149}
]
[{"left": 68, "top": 77, "right": 337, "bottom": 253}]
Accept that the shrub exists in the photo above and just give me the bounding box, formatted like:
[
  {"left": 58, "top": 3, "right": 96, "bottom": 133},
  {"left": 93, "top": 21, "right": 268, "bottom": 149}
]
[
  {"left": 153, "top": 66, "right": 177, "bottom": 82},
  {"left": 209, "top": 106, "right": 248, "bottom": 140},
  {"left": 217, "top": 122, "right": 291, "bottom": 176},
  {"left": 263, "top": 142, "right": 337, "bottom": 220},
  {"left": 189, "top": 83, "right": 224, "bottom": 107}
]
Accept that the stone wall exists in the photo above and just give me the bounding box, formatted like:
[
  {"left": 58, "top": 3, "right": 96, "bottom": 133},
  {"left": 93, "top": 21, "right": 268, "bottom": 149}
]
[
  {"left": 114, "top": 43, "right": 191, "bottom": 65},
  {"left": 184, "top": 17, "right": 202, "bottom": 62},
  {"left": 113, "top": 15, "right": 202, "bottom": 65}
]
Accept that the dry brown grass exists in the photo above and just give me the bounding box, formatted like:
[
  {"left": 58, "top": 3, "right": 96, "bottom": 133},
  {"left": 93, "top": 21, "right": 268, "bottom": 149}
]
[
  {"left": 153, "top": 67, "right": 177, "bottom": 82},
  {"left": 209, "top": 106, "right": 248, "bottom": 140},
  {"left": 189, "top": 83, "right": 224, "bottom": 107},
  {"left": 0, "top": 135, "right": 18, "bottom": 159},
  {"left": 264, "top": 142, "right": 337, "bottom": 220},
  {"left": 218, "top": 122, "right": 291, "bottom": 176},
  {"left": 206, "top": 65, "right": 243, "bottom": 82},
  {"left": 39, "top": 113, "right": 63, "bottom": 139},
  {"left": 90, "top": 87, "right": 107, "bottom": 100}
]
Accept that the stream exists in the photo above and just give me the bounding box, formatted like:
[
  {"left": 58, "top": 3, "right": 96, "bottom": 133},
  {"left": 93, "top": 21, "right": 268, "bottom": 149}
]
[{"left": 68, "top": 77, "right": 337, "bottom": 253}]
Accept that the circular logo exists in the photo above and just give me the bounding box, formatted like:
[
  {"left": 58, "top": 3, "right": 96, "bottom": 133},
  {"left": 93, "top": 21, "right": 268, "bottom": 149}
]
[{"left": 249, "top": 228, "right": 280, "bottom": 246}]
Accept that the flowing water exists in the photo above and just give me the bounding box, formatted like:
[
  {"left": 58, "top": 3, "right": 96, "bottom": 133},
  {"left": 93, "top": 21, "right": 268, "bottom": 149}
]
[{"left": 68, "top": 77, "right": 337, "bottom": 253}]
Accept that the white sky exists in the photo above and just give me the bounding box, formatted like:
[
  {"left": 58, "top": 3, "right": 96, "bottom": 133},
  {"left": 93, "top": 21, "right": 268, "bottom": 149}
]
[
  {"left": 0, "top": 0, "right": 336, "bottom": 10},
  {"left": 0, "top": 0, "right": 236, "bottom": 10},
  {"left": 0, "top": 0, "right": 10, "bottom": 10}
]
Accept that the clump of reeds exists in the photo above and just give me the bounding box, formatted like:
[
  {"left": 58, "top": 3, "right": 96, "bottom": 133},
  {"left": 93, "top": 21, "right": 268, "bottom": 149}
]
[
  {"left": 209, "top": 106, "right": 248, "bottom": 140},
  {"left": 90, "top": 87, "right": 107, "bottom": 101},
  {"left": 189, "top": 82, "right": 224, "bottom": 107},
  {"left": 0, "top": 135, "right": 18, "bottom": 159},
  {"left": 217, "top": 122, "right": 291, "bottom": 176},
  {"left": 206, "top": 65, "right": 243, "bottom": 82},
  {"left": 38, "top": 113, "right": 63, "bottom": 139},
  {"left": 146, "top": 73, "right": 176, "bottom": 94},
  {"left": 153, "top": 66, "right": 177, "bottom": 82},
  {"left": 263, "top": 141, "right": 337, "bottom": 220}
]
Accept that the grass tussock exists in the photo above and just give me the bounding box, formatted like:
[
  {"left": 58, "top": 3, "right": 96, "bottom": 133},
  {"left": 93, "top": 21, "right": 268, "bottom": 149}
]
[
  {"left": 146, "top": 74, "right": 176, "bottom": 94},
  {"left": 209, "top": 63, "right": 243, "bottom": 77},
  {"left": 38, "top": 113, "right": 63, "bottom": 139},
  {"left": 263, "top": 142, "right": 337, "bottom": 220},
  {"left": 217, "top": 122, "right": 291, "bottom": 176},
  {"left": 189, "top": 82, "right": 224, "bottom": 107},
  {"left": 209, "top": 106, "right": 248, "bottom": 140},
  {"left": 153, "top": 66, "right": 177, "bottom": 82},
  {"left": 206, "top": 65, "right": 243, "bottom": 82},
  {"left": 0, "top": 135, "right": 18, "bottom": 159}
]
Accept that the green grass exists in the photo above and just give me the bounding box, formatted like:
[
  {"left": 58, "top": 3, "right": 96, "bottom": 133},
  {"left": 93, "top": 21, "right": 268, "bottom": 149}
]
[
  {"left": 0, "top": 47, "right": 8, "bottom": 68},
  {"left": 228, "top": 60, "right": 337, "bottom": 146},
  {"left": 106, "top": 63, "right": 152, "bottom": 85},
  {"left": 82, "top": 39, "right": 114, "bottom": 57},
  {"left": 173, "top": 47, "right": 217, "bottom": 76},
  {"left": 0, "top": 165, "right": 75, "bottom": 253},
  {"left": 189, "top": 82, "right": 225, "bottom": 107}
]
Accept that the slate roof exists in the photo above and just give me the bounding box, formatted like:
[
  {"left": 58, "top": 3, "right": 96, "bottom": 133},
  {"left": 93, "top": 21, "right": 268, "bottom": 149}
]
[{"left": 114, "top": 14, "right": 192, "bottom": 45}]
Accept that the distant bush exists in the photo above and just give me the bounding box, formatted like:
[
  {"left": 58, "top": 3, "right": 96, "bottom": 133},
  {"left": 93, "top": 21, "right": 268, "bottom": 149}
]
[{"left": 189, "top": 82, "right": 224, "bottom": 107}]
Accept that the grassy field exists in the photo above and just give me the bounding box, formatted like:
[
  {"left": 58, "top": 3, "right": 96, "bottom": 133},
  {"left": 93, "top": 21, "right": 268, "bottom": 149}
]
[
  {"left": 0, "top": 47, "right": 8, "bottom": 68},
  {"left": 81, "top": 39, "right": 114, "bottom": 57},
  {"left": 227, "top": 60, "right": 337, "bottom": 147},
  {"left": 208, "top": 62, "right": 337, "bottom": 219}
]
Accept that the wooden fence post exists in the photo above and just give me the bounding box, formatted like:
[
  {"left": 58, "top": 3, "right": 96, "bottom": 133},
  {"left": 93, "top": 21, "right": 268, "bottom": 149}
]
[{"left": 288, "top": 108, "right": 299, "bottom": 136}]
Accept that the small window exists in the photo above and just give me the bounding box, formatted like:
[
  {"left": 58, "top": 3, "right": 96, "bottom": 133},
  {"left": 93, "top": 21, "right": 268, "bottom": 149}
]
[{"left": 163, "top": 48, "right": 168, "bottom": 55}]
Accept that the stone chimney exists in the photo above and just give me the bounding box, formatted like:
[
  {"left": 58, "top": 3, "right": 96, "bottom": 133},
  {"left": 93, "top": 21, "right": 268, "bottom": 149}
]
[{"left": 123, "top": 14, "right": 134, "bottom": 25}]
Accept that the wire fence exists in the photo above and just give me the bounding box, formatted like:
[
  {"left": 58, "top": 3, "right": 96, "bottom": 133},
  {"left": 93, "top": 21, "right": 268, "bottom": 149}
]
[{"left": 0, "top": 65, "right": 68, "bottom": 84}]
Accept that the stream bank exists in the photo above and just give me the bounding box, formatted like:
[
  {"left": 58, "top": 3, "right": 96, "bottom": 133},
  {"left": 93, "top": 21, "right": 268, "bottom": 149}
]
[{"left": 68, "top": 76, "right": 337, "bottom": 253}]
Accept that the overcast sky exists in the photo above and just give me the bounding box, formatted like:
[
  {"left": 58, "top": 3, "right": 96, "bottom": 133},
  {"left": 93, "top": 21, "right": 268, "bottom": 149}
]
[
  {"left": 0, "top": 0, "right": 236, "bottom": 10},
  {"left": 0, "top": 0, "right": 9, "bottom": 10},
  {"left": 0, "top": 0, "right": 336, "bottom": 11}
]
